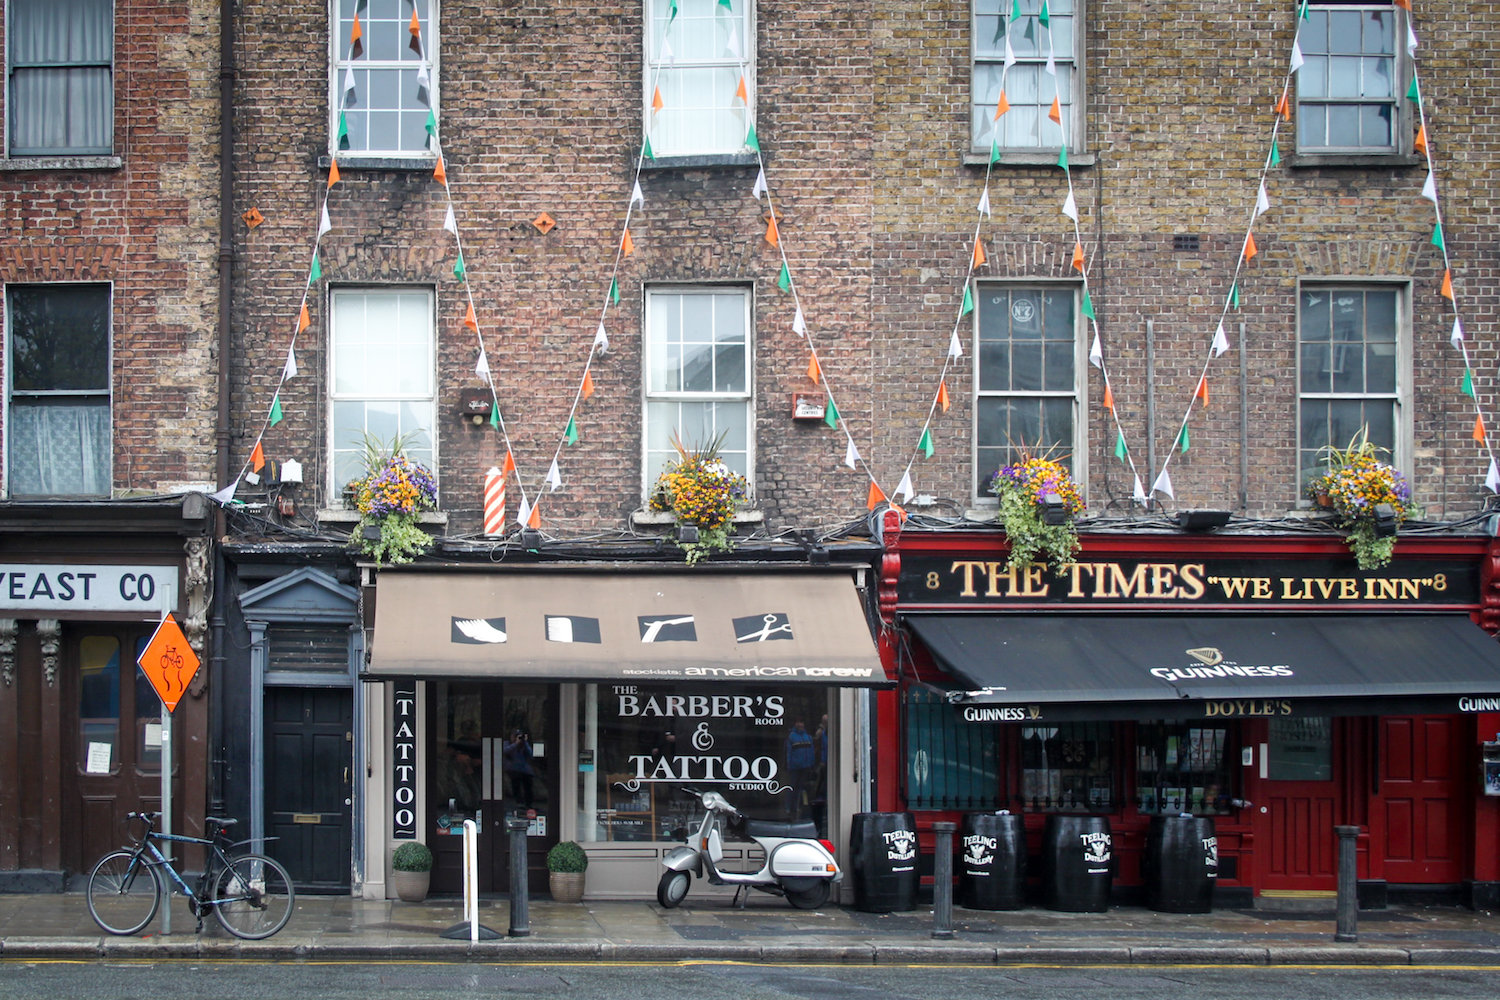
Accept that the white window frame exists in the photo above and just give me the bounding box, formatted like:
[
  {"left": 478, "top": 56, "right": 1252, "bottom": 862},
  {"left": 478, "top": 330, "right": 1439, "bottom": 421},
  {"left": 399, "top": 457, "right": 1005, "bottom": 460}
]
[
  {"left": 643, "top": 0, "right": 755, "bottom": 158},
  {"left": 1295, "top": 280, "right": 1410, "bottom": 493},
  {"left": 642, "top": 285, "right": 753, "bottom": 499},
  {"left": 1294, "top": 2, "right": 1407, "bottom": 157},
  {"left": 4, "top": 281, "right": 113, "bottom": 498},
  {"left": 971, "top": 281, "right": 1086, "bottom": 504},
  {"left": 327, "top": 286, "right": 437, "bottom": 497},
  {"left": 970, "top": 0, "right": 1084, "bottom": 156},
  {"left": 7, "top": 0, "right": 115, "bottom": 156},
  {"left": 330, "top": 0, "right": 439, "bottom": 159}
]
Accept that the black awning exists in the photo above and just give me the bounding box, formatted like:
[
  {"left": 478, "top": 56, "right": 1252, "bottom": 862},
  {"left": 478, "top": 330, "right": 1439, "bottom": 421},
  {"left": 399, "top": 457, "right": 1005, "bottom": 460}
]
[{"left": 904, "top": 613, "right": 1500, "bottom": 721}]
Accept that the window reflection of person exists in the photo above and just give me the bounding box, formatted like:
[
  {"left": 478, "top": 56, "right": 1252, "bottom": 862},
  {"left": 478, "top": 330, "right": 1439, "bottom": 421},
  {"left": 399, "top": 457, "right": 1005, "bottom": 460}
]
[
  {"left": 785, "top": 719, "right": 816, "bottom": 820},
  {"left": 439, "top": 720, "right": 481, "bottom": 818},
  {"left": 503, "top": 729, "right": 535, "bottom": 810}
]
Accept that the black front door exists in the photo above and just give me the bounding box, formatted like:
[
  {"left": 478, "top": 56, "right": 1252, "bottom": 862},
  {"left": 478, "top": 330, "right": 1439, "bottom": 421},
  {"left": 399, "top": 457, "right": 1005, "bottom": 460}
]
[
  {"left": 428, "top": 681, "right": 556, "bottom": 895},
  {"left": 266, "top": 687, "right": 353, "bottom": 892}
]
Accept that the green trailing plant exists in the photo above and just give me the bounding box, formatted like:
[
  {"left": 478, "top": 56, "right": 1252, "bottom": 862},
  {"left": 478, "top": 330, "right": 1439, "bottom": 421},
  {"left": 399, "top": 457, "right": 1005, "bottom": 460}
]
[
  {"left": 545, "top": 840, "right": 589, "bottom": 873},
  {"left": 649, "top": 432, "right": 748, "bottom": 565},
  {"left": 988, "top": 452, "right": 1084, "bottom": 577},
  {"left": 391, "top": 840, "right": 433, "bottom": 873}
]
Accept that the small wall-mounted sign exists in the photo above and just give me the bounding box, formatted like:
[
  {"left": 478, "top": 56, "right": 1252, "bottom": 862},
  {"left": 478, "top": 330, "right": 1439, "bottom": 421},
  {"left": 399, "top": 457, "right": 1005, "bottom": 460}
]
[
  {"left": 792, "top": 392, "right": 826, "bottom": 421},
  {"left": 457, "top": 387, "right": 494, "bottom": 424}
]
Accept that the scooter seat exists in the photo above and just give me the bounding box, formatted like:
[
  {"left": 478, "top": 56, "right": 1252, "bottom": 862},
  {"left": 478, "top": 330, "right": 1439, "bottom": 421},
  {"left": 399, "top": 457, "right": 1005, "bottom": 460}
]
[{"left": 744, "top": 818, "right": 819, "bottom": 840}]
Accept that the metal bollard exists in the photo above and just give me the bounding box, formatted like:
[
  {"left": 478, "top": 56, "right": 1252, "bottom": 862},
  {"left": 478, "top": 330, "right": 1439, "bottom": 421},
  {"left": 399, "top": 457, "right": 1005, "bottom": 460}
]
[
  {"left": 1334, "top": 825, "right": 1359, "bottom": 942},
  {"left": 507, "top": 815, "right": 531, "bottom": 938},
  {"left": 932, "top": 821, "right": 956, "bottom": 939}
]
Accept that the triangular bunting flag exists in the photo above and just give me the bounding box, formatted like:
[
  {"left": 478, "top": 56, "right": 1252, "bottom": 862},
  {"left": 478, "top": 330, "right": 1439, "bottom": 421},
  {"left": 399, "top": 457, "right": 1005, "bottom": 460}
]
[
  {"left": 978, "top": 188, "right": 991, "bottom": 216},
  {"left": 251, "top": 440, "right": 266, "bottom": 473},
  {"left": 489, "top": 404, "right": 500, "bottom": 430},
  {"left": 651, "top": 86, "right": 664, "bottom": 114},
  {"left": 896, "top": 470, "right": 915, "bottom": 502},
  {"left": 564, "top": 417, "right": 579, "bottom": 445},
  {"left": 1488, "top": 459, "right": 1500, "bottom": 494},
  {"left": 433, "top": 156, "right": 447, "bottom": 185},
  {"left": 918, "top": 428, "right": 934, "bottom": 459},
  {"left": 425, "top": 109, "right": 437, "bottom": 142},
  {"left": 453, "top": 253, "right": 465, "bottom": 280},
  {"left": 844, "top": 437, "right": 859, "bottom": 469},
  {"left": 1274, "top": 92, "right": 1290, "bottom": 120},
  {"left": 643, "top": 136, "right": 655, "bottom": 160},
  {"left": 1431, "top": 222, "right": 1444, "bottom": 251},
  {"left": 735, "top": 76, "right": 748, "bottom": 102},
  {"left": 516, "top": 497, "right": 532, "bottom": 529},
  {"left": 1407, "top": 20, "right": 1418, "bottom": 55},
  {"left": 609, "top": 277, "right": 620, "bottom": 304},
  {"left": 582, "top": 368, "right": 596, "bottom": 399},
  {"left": 1102, "top": 383, "right": 1114, "bottom": 412},
  {"left": 528, "top": 498, "right": 542, "bottom": 528},
  {"left": 1071, "top": 242, "right": 1085, "bottom": 272},
  {"left": 502, "top": 450, "right": 516, "bottom": 477},
  {"left": 1229, "top": 282, "right": 1240, "bottom": 309},
  {"left": 1255, "top": 182, "right": 1269, "bottom": 217},
  {"left": 1115, "top": 430, "right": 1128, "bottom": 461},
  {"left": 866, "top": 480, "right": 886, "bottom": 511},
  {"left": 752, "top": 168, "right": 767, "bottom": 200},
  {"left": 1057, "top": 145, "right": 1069, "bottom": 170},
  {"left": 1441, "top": 269, "right": 1454, "bottom": 300},
  {"left": 949, "top": 328, "right": 963, "bottom": 359},
  {"left": 1038, "top": 0, "right": 1049, "bottom": 27},
  {"left": 1177, "top": 424, "right": 1190, "bottom": 452},
  {"left": 269, "top": 394, "right": 283, "bottom": 426},
  {"left": 792, "top": 306, "right": 806, "bottom": 337},
  {"left": 409, "top": 6, "right": 421, "bottom": 36},
  {"left": 209, "top": 482, "right": 238, "bottom": 505},
  {"left": 777, "top": 261, "right": 791, "bottom": 292},
  {"left": 1212, "top": 322, "right": 1230, "bottom": 357},
  {"left": 475, "top": 349, "right": 489, "bottom": 378},
  {"left": 1004, "top": 31, "right": 1016, "bottom": 68},
  {"left": 328, "top": 158, "right": 341, "bottom": 188},
  {"left": 1414, "top": 124, "right": 1427, "bottom": 155},
  {"left": 1243, "top": 231, "right": 1258, "bottom": 261},
  {"left": 1451, "top": 317, "right": 1465, "bottom": 348},
  {"left": 343, "top": 65, "right": 356, "bottom": 97},
  {"left": 960, "top": 283, "right": 974, "bottom": 317},
  {"left": 464, "top": 301, "right": 478, "bottom": 331},
  {"left": 994, "top": 90, "right": 1010, "bottom": 119},
  {"left": 824, "top": 397, "right": 840, "bottom": 430},
  {"left": 745, "top": 123, "right": 760, "bottom": 152},
  {"left": 1062, "top": 189, "right": 1078, "bottom": 221},
  {"left": 972, "top": 236, "right": 987, "bottom": 269},
  {"left": 1462, "top": 369, "right": 1475, "bottom": 399},
  {"left": 1133, "top": 474, "right": 1148, "bottom": 503},
  {"left": 284, "top": 347, "right": 298, "bottom": 380},
  {"left": 594, "top": 322, "right": 610, "bottom": 352},
  {"left": 1407, "top": 76, "right": 1420, "bottom": 103},
  {"left": 1081, "top": 288, "right": 1095, "bottom": 320},
  {"left": 349, "top": 12, "right": 363, "bottom": 57},
  {"left": 546, "top": 459, "right": 562, "bottom": 490},
  {"left": 297, "top": 302, "right": 310, "bottom": 333},
  {"left": 1289, "top": 39, "right": 1304, "bottom": 72},
  {"left": 318, "top": 204, "right": 332, "bottom": 237},
  {"left": 308, "top": 254, "right": 322, "bottom": 283},
  {"left": 1151, "top": 468, "right": 1174, "bottom": 499},
  {"left": 631, "top": 180, "right": 645, "bottom": 206},
  {"left": 1088, "top": 332, "right": 1102, "bottom": 369},
  {"left": 937, "top": 380, "right": 951, "bottom": 412},
  {"left": 806, "top": 353, "right": 821, "bottom": 384},
  {"left": 1421, "top": 172, "right": 1437, "bottom": 203},
  {"left": 990, "top": 137, "right": 1001, "bottom": 165},
  {"left": 1195, "top": 376, "right": 1209, "bottom": 408},
  {"left": 1048, "top": 96, "right": 1061, "bottom": 125},
  {"left": 1475, "top": 413, "right": 1487, "bottom": 443},
  {"left": 1269, "top": 138, "right": 1281, "bottom": 167},
  {"left": 621, "top": 229, "right": 634, "bottom": 255},
  {"left": 764, "top": 213, "right": 779, "bottom": 246}
]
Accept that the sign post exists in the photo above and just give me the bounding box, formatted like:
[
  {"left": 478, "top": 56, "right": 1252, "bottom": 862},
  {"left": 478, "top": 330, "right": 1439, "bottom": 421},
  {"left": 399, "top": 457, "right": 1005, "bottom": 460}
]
[{"left": 137, "top": 610, "right": 200, "bottom": 934}]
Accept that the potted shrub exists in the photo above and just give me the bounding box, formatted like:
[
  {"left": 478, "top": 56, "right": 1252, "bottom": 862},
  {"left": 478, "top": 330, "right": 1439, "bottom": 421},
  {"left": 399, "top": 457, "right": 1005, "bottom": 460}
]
[
  {"left": 1306, "top": 429, "right": 1416, "bottom": 571},
  {"left": 989, "top": 453, "right": 1084, "bottom": 577},
  {"left": 546, "top": 840, "right": 589, "bottom": 903},
  {"left": 649, "top": 432, "right": 748, "bottom": 565},
  {"left": 391, "top": 840, "right": 434, "bottom": 902}
]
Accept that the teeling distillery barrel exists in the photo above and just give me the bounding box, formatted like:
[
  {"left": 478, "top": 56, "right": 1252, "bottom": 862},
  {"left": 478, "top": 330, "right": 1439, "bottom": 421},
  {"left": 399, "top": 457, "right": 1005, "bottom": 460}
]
[
  {"left": 1041, "top": 814, "right": 1112, "bottom": 912},
  {"left": 849, "top": 812, "right": 918, "bottom": 913},
  {"left": 1143, "top": 815, "right": 1218, "bottom": 913},
  {"left": 959, "top": 812, "right": 1027, "bottom": 910}
]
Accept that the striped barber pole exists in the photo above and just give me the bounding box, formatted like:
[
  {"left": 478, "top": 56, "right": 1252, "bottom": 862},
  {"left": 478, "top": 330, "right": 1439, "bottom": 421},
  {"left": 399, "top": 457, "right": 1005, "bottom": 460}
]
[{"left": 483, "top": 466, "right": 506, "bottom": 537}]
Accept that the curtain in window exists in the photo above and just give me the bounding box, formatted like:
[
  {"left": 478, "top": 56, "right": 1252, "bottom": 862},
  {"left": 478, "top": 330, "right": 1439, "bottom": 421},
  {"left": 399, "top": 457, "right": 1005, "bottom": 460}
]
[
  {"left": 9, "top": 402, "right": 109, "bottom": 495},
  {"left": 9, "top": 0, "right": 113, "bottom": 154}
]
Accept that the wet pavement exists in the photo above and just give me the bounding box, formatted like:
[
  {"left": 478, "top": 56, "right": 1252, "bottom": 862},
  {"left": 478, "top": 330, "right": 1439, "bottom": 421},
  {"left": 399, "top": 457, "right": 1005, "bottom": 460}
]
[{"left": 4, "top": 891, "right": 1500, "bottom": 964}]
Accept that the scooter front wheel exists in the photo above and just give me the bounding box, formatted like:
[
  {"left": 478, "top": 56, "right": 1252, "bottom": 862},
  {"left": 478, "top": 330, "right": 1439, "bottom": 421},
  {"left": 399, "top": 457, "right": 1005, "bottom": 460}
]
[{"left": 657, "top": 869, "right": 691, "bottom": 908}]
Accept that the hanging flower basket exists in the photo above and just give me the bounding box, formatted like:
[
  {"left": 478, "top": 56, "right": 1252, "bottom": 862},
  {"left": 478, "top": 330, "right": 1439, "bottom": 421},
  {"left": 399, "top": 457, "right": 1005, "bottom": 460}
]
[
  {"left": 989, "top": 455, "right": 1084, "bottom": 577},
  {"left": 649, "top": 433, "right": 747, "bottom": 565},
  {"left": 1306, "top": 430, "right": 1416, "bottom": 571},
  {"left": 350, "top": 452, "right": 439, "bottom": 566}
]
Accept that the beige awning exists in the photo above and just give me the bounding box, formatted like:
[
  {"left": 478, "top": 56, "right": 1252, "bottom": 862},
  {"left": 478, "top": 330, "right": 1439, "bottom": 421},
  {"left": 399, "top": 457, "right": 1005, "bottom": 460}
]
[{"left": 367, "top": 570, "right": 889, "bottom": 686}]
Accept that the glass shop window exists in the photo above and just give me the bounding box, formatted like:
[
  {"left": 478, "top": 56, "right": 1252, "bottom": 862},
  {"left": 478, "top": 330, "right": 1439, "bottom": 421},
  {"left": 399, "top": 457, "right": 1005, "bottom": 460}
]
[
  {"left": 1268, "top": 716, "right": 1333, "bottom": 781},
  {"left": 1019, "top": 723, "right": 1113, "bottom": 813},
  {"left": 1135, "top": 722, "right": 1233, "bottom": 815},
  {"left": 576, "top": 683, "right": 832, "bottom": 842}
]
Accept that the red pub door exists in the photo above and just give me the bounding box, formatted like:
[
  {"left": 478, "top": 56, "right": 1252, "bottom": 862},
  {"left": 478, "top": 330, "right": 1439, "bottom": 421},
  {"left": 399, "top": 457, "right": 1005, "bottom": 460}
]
[
  {"left": 1254, "top": 716, "right": 1340, "bottom": 891},
  {"left": 1377, "top": 715, "right": 1465, "bottom": 884}
]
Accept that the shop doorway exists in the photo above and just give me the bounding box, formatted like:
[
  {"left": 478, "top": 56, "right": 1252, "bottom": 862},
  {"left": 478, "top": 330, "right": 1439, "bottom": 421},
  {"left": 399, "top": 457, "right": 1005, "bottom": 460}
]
[
  {"left": 1257, "top": 716, "right": 1340, "bottom": 891},
  {"left": 1378, "top": 715, "right": 1464, "bottom": 884},
  {"left": 265, "top": 687, "right": 353, "bottom": 892},
  {"left": 428, "top": 681, "right": 556, "bottom": 895}
]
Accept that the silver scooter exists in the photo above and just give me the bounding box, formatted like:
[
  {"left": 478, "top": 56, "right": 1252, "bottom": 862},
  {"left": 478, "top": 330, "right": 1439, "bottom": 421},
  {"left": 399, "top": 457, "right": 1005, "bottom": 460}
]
[{"left": 657, "top": 787, "right": 842, "bottom": 910}]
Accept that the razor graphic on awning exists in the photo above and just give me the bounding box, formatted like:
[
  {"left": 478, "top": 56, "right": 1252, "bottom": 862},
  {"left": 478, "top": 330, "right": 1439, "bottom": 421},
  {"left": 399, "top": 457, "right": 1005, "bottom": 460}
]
[{"left": 639, "top": 616, "right": 696, "bottom": 643}]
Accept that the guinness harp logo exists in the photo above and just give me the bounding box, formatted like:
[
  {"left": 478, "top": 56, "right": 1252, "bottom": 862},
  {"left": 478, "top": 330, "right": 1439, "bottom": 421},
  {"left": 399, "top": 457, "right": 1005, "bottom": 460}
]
[{"left": 1185, "top": 647, "right": 1224, "bottom": 666}]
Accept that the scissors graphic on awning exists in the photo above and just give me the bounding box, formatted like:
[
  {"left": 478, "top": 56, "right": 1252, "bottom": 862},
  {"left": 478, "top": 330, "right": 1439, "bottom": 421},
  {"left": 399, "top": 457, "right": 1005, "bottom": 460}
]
[{"left": 736, "top": 613, "right": 793, "bottom": 643}]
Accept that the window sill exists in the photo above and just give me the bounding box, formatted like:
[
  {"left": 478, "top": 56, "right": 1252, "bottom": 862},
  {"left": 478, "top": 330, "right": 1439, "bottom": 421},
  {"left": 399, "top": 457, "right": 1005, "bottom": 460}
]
[
  {"left": 963, "top": 150, "right": 1095, "bottom": 168},
  {"left": 638, "top": 152, "right": 763, "bottom": 171},
  {"left": 1286, "top": 152, "right": 1423, "bottom": 169},
  {"left": 631, "top": 508, "right": 763, "bottom": 526},
  {"left": 318, "top": 507, "right": 449, "bottom": 528},
  {"left": 1, "top": 155, "right": 121, "bottom": 172},
  {"left": 318, "top": 154, "right": 437, "bottom": 172}
]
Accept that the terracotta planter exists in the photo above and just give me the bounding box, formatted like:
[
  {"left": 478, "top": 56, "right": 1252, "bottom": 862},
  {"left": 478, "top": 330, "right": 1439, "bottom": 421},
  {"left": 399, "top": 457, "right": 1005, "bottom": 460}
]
[
  {"left": 391, "top": 869, "right": 430, "bottom": 902},
  {"left": 549, "top": 871, "right": 585, "bottom": 903}
]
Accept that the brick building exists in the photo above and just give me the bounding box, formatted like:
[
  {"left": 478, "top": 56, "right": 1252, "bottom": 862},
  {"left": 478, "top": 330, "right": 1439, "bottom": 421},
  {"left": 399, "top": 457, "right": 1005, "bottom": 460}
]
[{"left": 0, "top": 0, "right": 220, "bottom": 888}]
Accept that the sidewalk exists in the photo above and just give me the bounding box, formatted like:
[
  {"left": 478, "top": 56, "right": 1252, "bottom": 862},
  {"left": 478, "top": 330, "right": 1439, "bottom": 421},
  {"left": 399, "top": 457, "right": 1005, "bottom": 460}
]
[{"left": 4, "top": 891, "right": 1500, "bottom": 965}]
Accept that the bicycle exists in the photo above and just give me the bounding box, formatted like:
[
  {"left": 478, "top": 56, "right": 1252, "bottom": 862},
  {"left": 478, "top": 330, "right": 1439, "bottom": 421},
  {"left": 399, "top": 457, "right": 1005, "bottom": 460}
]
[{"left": 86, "top": 811, "right": 295, "bottom": 940}]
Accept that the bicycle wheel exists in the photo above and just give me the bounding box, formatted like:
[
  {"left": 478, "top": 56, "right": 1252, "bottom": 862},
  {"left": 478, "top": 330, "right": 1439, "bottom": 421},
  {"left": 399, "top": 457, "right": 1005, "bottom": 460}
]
[
  {"left": 213, "top": 853, "right": 294, "bottom": 940},
  {"left": 86, "top": 850, "right": 161, "bottom": 935}
]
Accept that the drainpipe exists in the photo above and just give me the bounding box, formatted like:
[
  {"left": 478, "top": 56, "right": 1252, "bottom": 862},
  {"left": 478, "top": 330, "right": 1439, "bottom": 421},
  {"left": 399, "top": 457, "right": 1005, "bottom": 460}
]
[{"left": 210, "top": 0, "right": 237, "bottom": 812}]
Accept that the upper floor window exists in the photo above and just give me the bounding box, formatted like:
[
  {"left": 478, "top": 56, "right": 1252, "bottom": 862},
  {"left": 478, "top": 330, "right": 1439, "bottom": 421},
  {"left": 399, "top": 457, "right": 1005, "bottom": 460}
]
[
  {"left": 333, "top": 0, "right": 436, "bottom": 157},
  {"left": 643, "top": 287, "right": 751, "bottom": 495},
  {"left": 645, "top": 0, "right": 753, "bottom": 157},
  {"left": 973, "top": 283, "right": 1082, "bottom": 500},
  {"left": 329, "top": 288, "right": 435, "bottom": 495},
  {"left": 5, "top": 283, "right": 111, "bottom": 497},
  {"left": 971, "top": 0, "right": 1081, "bottom": 154},
  {"left": 7, "top": 0, "right": 113, "bottom": 156},
  {"left": 1297, "top": 283, "right": 1406, "bottom": 490},
  {"left": 1296, "top": 4, "right": 1402, "bottom": 155}
]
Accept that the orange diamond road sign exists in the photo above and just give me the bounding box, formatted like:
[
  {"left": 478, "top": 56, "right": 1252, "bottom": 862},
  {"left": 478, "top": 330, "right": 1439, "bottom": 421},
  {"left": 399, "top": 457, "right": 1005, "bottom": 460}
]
[{"left": 137, "top": 613, "right": 200, "bottom": 713}]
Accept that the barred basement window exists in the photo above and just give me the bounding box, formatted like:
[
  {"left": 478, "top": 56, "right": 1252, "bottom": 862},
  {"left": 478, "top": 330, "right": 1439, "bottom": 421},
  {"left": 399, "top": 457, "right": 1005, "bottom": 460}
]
[
  {"left": 1135, "top": 722, "right": 1234, "bottom": 815},
  {"left": 904, "top": 686, "right": 1002, "bottom": 811},
  {"left": 1019, "top": 722, "right": 1113, "bottom": 813}
]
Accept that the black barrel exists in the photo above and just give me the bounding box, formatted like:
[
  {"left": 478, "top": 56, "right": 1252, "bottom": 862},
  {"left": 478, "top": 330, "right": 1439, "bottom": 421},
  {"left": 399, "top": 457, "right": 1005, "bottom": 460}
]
[
  {"left": 849, "top": 812, "right": 918, "bottom": 913},
  {"left": 1143, "top": 815, "right": 1218, "bottom": 913},
  {"left": 959, "top": 812, "right": 1027, "bottom": 910},
  {"left": 1041, "top": 814, "right": 1112, "bottom": 912}
]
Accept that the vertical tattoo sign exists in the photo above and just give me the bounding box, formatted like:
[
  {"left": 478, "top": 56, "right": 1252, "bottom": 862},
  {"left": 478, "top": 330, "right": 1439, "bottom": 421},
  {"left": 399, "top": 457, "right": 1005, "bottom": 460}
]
[{"left": 393, "top": 680, "right": 418, "bottom": 839}]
